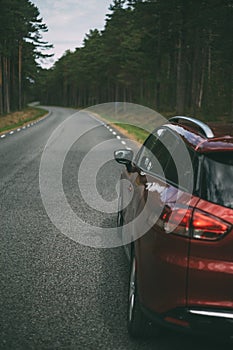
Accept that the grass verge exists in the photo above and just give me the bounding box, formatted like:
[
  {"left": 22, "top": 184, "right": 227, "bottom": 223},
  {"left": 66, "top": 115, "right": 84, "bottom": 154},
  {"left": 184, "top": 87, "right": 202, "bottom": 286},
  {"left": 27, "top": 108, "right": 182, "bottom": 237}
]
[
  {"left": 114, "top": 123, "right": 149, "bottom": 143},
  {"left": 89, "top": 112, "right": 151, "bottom": 144},
  {"left": 0, "top": 107, "right": 48, "bottom": 134}
]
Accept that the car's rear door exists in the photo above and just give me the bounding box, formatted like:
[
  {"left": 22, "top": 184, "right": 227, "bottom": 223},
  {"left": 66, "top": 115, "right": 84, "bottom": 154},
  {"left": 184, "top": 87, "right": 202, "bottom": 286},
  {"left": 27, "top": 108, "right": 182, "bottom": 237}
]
[{"left": 132, "top": 128, "right": 197, "bottom": 314}]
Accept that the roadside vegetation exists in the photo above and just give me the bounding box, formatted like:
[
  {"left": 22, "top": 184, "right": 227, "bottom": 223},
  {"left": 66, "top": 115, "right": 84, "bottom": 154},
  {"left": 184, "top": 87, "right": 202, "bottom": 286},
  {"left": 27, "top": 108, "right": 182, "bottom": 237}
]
[
  {"left": 114, "top": 123, "right": 149, "bottom": 143},
  {"left": 0, "top": 107, "right": 48, "bottom": 134},
  {"left": 0, "top": 0, "right": 52, "bottom": 116},
  {"left": 105, "top": 121, "right": 150, "bottom": 143}
]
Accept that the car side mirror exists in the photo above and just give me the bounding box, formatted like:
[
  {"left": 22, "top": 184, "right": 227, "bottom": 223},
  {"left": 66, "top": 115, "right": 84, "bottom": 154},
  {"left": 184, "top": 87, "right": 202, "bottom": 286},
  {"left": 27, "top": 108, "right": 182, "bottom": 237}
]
[
  {"left": 114, "top": 149, "right": 134, "bottom": 165},
  {"left": 114, "top": 149, "right": 136, "bottom": 172}
]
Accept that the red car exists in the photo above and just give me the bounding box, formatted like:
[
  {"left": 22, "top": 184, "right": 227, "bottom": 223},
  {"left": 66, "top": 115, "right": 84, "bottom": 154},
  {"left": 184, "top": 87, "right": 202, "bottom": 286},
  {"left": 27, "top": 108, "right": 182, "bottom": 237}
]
[{"left": 114, "top": 116, "right": 233, "bottom": 339}]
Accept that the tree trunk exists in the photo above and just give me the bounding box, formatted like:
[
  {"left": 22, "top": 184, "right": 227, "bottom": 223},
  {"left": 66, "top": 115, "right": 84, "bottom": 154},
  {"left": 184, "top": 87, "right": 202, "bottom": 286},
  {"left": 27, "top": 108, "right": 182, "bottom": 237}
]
[
  {"left": 140, "top": 78, "right": 144, "bottom": 104},
  {"left": 176, "top": 32, "right": 186, "bottom": 115},
  {"left": 18, "top": 40, "right": 22, "bottom": 110},
  {"left": 190, "top": 28, "right": 200, "bottom": 116},
  {"left": 231, "top": 64, "right": 233, "bottom": 120},
  {"left": 115, "top": 83, "right": 119, "bottom": 101},
  {"left": 207, "top": 33, "right": 212, "bottom": 82},
  {"left": 155, "top": 18, "right": 161, "bottom": 110},
  {"left": 0, "top": 55, "right": 3, "bottom": 115},
  {"left": 3, "top": 56, "right": 10, "bottom": 114},
  {"left": 123, "top": 86, "right": 127, "bottom": 102},
  {"left": 197, "top": 47, "right": 206, "bottom": 110}
]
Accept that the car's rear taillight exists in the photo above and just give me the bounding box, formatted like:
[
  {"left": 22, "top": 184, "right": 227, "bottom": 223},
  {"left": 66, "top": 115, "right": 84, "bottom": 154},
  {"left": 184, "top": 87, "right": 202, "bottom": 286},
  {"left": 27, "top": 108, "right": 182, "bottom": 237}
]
[
  {"left": 163, "top": 207, "right": 231, "bottom": 241},
  {"left": 164, "top": 208, "right": 192, "bottom": 236},
  {"left": 192, "top": 209, "right": 231, "bottom": 241}
]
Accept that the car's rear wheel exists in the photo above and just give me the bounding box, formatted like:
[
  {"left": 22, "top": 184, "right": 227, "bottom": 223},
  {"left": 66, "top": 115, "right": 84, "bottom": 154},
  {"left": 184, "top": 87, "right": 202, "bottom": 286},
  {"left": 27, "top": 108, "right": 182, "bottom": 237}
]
[
  {"left": 127, "top": 250, "right": 160, "bottom": 338},
  {"left": 117, "top": 209, "right": 123, "bottom": 231}
]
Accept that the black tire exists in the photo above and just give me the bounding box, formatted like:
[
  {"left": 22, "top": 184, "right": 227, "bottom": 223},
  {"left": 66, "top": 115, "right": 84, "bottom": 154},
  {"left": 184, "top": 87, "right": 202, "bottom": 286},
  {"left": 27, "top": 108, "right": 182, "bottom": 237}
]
[
  {"left": 127, "top": 250, "right": 160, "bottom": 338},
  {"left": 117, "top": 209, "right": 123, "bottom": 230},
  {"left": 117, "top": 190, "right": 123, "bottom": 233}
]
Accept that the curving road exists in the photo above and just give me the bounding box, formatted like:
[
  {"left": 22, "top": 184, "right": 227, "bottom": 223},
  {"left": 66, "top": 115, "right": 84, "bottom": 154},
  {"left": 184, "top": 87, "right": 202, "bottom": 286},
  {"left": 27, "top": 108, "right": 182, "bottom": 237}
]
[{"left": 0, "top": 107, "right": 231, "bottom": 349}]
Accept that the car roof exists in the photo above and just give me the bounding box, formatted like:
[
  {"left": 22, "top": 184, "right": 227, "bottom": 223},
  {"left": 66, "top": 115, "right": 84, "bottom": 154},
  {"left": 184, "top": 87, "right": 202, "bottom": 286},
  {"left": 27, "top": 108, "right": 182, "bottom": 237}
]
[{"left": 166, "top": 117, "right": 233, "bottom": 153}]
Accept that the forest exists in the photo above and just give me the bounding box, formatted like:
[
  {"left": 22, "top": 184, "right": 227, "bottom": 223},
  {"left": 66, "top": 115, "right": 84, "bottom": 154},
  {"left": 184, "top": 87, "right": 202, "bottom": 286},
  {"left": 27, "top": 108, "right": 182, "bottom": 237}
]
[
  {"left": 1, "top": 0, "right": 233, "bottom": 120},
  {"left": 0, "top": 0, "right": 52, "bottom": 115}
]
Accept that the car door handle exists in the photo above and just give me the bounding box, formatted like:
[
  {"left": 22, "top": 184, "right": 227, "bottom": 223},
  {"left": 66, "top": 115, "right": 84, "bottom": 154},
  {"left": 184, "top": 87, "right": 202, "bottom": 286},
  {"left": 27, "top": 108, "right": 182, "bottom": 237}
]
[{"left": 128, "top": 184, "right": 133, "bottom": 192}]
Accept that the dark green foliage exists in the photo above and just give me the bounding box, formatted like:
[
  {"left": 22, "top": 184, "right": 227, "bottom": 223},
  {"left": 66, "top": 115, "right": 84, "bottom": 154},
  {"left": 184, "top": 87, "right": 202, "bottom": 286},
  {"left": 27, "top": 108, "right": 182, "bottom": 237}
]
[
  {"left": 36, "top": 0, "right": 233, "bottom": 120},
  {"left": 0, "top": 0, "right": 52, "bottom": 114}
]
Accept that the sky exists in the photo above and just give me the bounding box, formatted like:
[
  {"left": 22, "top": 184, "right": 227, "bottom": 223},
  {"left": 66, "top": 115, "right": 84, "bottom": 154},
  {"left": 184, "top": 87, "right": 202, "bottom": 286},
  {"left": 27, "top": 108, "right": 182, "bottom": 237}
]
[{"left": 32, "top": 0, "right": 112, "bottom": 68}]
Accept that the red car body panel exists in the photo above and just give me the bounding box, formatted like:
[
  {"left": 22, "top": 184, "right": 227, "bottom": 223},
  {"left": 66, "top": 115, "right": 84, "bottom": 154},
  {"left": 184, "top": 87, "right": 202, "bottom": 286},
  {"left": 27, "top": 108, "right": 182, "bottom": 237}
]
[
  {"left": 122, "top": 164, "right": 233, "bottom": 315},
  {"left": 130, "top": 172, "right": 201, "bottom": 313},
  {"left": 187, "top": 200, "right": 233, "bottom": 309}
]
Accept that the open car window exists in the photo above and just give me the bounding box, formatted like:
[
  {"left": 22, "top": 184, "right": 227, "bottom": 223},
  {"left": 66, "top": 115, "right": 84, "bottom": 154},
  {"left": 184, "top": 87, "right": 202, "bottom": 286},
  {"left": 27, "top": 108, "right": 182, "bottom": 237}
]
[{"left": 135, "top": 127, "right": 196, "bottom": 192}]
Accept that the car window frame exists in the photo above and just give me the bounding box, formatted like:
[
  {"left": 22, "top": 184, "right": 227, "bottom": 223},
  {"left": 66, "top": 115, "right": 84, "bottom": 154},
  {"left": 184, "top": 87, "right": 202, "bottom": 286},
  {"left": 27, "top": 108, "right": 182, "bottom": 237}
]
[
  {"left": 134, "top": 127, "right": 178, "bottom": 181},
  {"left": 134, "top": 126, "right": 197, "bottom": 193},
  {"left": 199, "top": 151, "right": 233, "bottom": 209}
]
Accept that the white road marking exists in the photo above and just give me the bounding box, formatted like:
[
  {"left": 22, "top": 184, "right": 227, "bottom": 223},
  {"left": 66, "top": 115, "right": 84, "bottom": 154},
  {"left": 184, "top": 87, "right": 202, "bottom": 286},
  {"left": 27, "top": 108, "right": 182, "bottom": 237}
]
[
  {"left": 0, "top": 111, "right": 51, "bottom": 141},
  {"left": 86, "top": 113, "right": 133, "bottom": 152}
]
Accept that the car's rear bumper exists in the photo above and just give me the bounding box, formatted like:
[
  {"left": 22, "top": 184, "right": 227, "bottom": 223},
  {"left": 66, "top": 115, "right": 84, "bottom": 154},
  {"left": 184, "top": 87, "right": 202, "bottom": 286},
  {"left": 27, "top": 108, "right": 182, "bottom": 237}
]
[{"left": 142, "top": 305, "right": 233, "bottom": 338}]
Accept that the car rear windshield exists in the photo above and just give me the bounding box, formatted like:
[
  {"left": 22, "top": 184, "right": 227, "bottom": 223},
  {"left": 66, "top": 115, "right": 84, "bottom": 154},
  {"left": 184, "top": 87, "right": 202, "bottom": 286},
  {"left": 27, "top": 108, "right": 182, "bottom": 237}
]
[{"left": 201, "top": 152, "right": 233, "bottom": 209}]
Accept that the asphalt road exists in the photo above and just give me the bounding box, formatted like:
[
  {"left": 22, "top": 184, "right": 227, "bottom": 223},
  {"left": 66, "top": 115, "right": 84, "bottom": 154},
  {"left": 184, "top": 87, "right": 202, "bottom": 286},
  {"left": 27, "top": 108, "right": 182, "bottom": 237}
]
[{"left": 0, "top": 107, "right": 231, "bottom": 349}]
